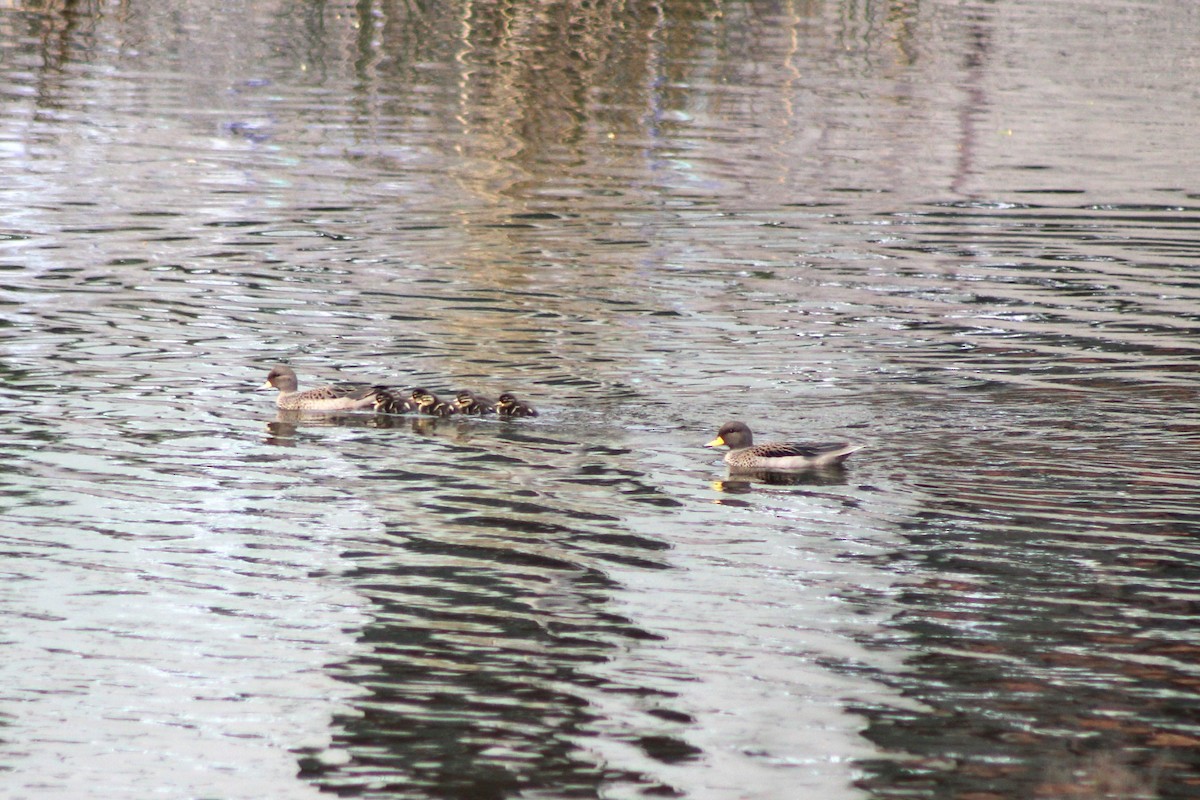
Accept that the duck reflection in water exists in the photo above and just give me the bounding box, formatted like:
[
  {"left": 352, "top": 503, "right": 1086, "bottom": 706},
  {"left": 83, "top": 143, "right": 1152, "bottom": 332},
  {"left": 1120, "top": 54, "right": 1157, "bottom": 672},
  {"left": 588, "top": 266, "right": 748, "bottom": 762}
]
[
  {"left": 713, "top": 467, "right": 854, "bottom": 495},
  {"left": 265, "top": 411, "right": 448, "bottom": 445}
]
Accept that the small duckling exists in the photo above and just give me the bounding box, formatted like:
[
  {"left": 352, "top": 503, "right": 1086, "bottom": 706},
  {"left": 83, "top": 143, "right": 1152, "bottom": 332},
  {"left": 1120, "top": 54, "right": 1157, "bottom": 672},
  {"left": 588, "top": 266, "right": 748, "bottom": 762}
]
[
  {"left": 495, "top": 392, "right": 538, "bottom": 419},
  {"left": 372, "top": 388, "right": 418, "bottom": 415},
  {"left": 411, "top": 388, "right": 458, "bottom": 417},
  {"left": 453, "top": 390, "right": 496, "bottom": 415}
]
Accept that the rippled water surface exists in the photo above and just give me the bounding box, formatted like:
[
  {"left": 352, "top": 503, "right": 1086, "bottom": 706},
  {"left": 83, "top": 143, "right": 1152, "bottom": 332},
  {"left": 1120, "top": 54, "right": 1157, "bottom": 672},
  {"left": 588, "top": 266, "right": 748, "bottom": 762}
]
[{"left": 2, "top": 1, "right": 1200, "bottom": 798}]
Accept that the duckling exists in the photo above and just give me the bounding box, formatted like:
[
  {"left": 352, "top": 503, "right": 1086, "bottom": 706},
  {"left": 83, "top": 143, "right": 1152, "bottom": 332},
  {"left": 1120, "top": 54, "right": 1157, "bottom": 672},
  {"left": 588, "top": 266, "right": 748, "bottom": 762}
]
[
  {"left": 705, "top": 421, "right": 863, "bottom": 471},
  {"left": 372, "top": 388, "right": 418, "bottom": 415},
  {"left": 262, "top": 365, "right": 390, "bottom": 412},
  {"left": 411, "top": 388, "right": 458, "bottom": 417},
  {"left": 453, "top": 390, "right": 496, "bottom": 415},
  {"left": 495, "top": 392, "right": 538, "bottom": 419}
]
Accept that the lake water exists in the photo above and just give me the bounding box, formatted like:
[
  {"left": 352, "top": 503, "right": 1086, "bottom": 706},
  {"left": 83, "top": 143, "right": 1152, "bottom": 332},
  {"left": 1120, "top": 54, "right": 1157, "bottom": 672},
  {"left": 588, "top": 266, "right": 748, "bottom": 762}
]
[{"left": 2, "top": 1, "right": 1199, "bottom": 798}]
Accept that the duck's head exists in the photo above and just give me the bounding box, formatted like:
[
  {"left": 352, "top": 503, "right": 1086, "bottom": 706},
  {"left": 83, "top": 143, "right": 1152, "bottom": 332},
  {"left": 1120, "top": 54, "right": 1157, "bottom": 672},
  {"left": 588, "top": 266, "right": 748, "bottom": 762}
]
[
  {"left": 263, "top": 365, "right": 298, "bottom": 393},
  {"left": 706, "top": 421, "right": 753, "bottom": 449}
]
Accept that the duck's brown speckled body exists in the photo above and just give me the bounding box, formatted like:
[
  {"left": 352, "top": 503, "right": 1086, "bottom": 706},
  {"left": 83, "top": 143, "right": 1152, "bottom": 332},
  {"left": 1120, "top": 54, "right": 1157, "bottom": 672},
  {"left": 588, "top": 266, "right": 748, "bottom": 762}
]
[
  {"left": 705, "top": 421, "right": 863, "bottom": 470},
  {"left": 262, "top": 365, "right": 391, "bottom": 412}
]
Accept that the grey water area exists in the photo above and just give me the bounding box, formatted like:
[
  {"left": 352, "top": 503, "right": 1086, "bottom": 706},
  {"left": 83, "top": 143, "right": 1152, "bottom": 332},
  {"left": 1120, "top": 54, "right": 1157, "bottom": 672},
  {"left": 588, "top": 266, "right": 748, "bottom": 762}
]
[{"left": 1, "top": 1, "right": 1199, "bottom": 798}]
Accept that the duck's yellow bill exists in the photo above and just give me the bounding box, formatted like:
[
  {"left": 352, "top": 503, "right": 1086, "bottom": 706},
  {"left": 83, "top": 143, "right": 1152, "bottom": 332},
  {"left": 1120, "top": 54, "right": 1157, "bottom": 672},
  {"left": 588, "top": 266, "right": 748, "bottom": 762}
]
[
  {"left": 261, "top": 379, "right": 273, "bottom": 389},
  {"left": 705, "top": 436, "right": 725, "bottom": 448}
]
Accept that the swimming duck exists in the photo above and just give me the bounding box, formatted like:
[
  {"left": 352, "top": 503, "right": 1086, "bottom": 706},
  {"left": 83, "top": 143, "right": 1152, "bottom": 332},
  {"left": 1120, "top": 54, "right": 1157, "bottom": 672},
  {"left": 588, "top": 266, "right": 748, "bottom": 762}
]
[
  {"left": 411, "top": 388, "right": 458, "bottom": 417},
  {"left": 453, "top": 390, "right": 496, "bottom": 415},
  {"left": 705, "top": 421, "right": 863, "bottom": 470},
  {"left": 495, "top": 392, "right": 538, "bottom": 418},
  {"left": 262, "top": 365, "right": 391, "bottom": 412}
]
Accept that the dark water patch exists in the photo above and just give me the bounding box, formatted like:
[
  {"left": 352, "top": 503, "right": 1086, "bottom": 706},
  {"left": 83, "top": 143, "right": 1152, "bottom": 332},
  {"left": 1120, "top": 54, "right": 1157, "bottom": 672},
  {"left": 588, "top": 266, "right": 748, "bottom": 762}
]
[
  {"left": 851, "top": 390, "right": 1200, "bottom": 799},
  {"left": 433, "top": 492, "right": 622, "bottom": 524},
  {"left": 313, "top": 512, "right": 689, "bottom": 798},
  {"left": 298, "top": 406, "right": 701, "bottom": 796}
]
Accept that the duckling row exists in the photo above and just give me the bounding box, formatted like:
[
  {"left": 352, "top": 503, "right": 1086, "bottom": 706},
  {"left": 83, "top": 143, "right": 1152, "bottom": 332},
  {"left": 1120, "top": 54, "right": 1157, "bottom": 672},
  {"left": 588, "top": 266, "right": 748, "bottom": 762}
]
[
  {"left": 262, "top": 365, "right": 538, "bottom": 418},
  {"left": 378, "top": 388, "right": 538, "bottom": 418}
]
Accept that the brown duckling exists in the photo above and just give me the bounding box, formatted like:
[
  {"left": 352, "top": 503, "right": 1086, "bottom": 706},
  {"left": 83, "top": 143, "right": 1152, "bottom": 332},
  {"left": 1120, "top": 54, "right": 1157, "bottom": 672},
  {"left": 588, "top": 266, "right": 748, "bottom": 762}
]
[
  {"left": 372, "top": 388, "right": 418, "bottom": 415},
  {"left": 495, "top": 392, "right": 538, "bottom": 419},
  {"left": 453, "top": 390, "right": 496, "bottom": 415},
  {"left": 411, "top": 388, "right": 458, "bottom": 417}
]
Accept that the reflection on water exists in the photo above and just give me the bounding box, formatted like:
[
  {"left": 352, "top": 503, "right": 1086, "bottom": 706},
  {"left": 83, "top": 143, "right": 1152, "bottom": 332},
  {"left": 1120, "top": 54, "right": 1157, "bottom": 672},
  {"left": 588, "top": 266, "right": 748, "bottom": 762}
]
[
  {"left": 1, "top": 0, "right": 1200, "bottom": 798},
  {"left": 712, "top": 466, "right": 855, "bottom": 494},
  {"left": 306, "top": 520, "right": 681, "bottom": 798},
  {"left": 270, "top": 413, "right": 692, "bottom": 798},
  {"left": 851, "top": 388, "right": 1200, "bottom": 799}
]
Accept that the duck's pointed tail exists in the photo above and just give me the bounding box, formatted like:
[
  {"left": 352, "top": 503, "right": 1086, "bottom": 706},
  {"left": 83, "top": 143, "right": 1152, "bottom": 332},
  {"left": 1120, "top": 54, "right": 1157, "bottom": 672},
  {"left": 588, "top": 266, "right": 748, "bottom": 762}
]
[{"left": 816, "top": 442, "right": 866, "bottom": 466}]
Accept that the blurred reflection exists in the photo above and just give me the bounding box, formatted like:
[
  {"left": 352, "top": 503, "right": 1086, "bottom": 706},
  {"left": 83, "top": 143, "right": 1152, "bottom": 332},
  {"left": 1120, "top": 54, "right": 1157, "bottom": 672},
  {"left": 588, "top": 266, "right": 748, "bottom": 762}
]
[
  {"left": 713, "top": 466, "right": 852, "bottom": 494},
  {"left": 303, "top": 430, "right": 686, "bottom": 798},
  {"left": 263, "top": 412, "right": 454, "bottom": 445},
  {"left": 853, "top": 409, "right": 1200, "bottom": 799}
]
